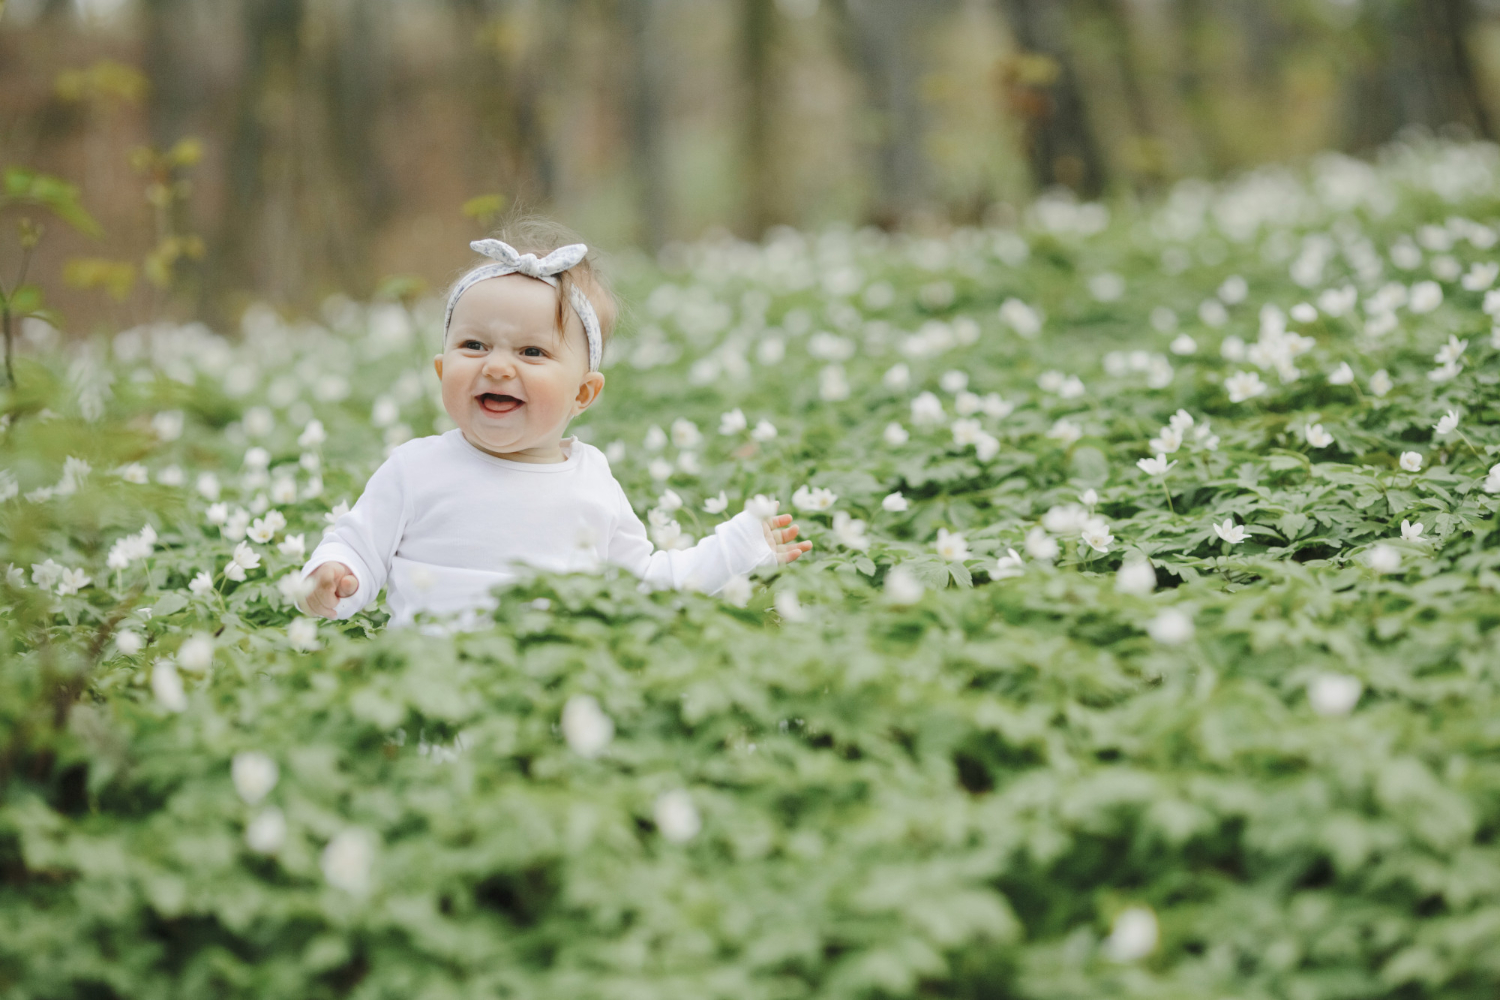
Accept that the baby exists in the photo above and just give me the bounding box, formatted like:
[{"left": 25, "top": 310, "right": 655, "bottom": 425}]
[{"left": 297, "top": 217, "right": 810, "bottom": 627}]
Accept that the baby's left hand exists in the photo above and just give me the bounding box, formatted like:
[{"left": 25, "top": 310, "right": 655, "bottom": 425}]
[{"left": 763, "top": 513, "right": 812, "bottom": 564}]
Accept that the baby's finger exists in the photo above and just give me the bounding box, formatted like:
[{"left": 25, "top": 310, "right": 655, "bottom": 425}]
[
  {"left": 775, "top": 523, "right": 802, "bottom": 545},
  {"left": 778, "top": 540, "right": 812, "bottom": 564},
  {"left": 336, "top": 574, "right": 358, "bottom": 599}
]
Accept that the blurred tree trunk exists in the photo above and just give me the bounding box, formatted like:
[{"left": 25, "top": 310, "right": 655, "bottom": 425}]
[
  {"left": 1076, "top": 0, "right": 1162, "bottom": 188},
  {"left": 1166, "top": 0, "right": 1225, "bottom": 173},
  {"left": 323, "top": 0, "right": 392, "bottom": 232},
  {"left": 835, "top": 0, "right": 930, "bottom": 228},
  {"left": 996, "top": 0, "right": 1108, "bottom": 197},
  {"left": 1345, "top": 0, "right": 1494, "bottom": 149},
  {"left": 740, "top": 0, "right": 778, "bottom": 238},
  {"left": 140, "top": 0, "right": 198, "bottom": 148},
  {"left": 625, "top": 0, "right": 668, "bottom": 252},
  {"left": 208, "top": 0, "right": 307, "bottom": 319}
]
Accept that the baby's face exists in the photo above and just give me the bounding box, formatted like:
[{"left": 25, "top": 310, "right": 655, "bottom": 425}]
[{"left": 434, "top": 275, "right": 605, "bottom": 463}]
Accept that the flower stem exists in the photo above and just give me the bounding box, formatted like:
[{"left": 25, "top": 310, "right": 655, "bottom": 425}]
[
  {"left": 1458, "top": 431, "right": 1484, "bottom": 461},
  {"left": 1161, "top": 478, "right": 1175, "bottom": 514}
]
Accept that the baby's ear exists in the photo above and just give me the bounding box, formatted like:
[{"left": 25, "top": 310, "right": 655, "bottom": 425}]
[
  {"left": 574, "top": 371, "right": 605, "bottom": 412},
  {"left": 433, "top": 355, "right": 443, "bottom": 379}
]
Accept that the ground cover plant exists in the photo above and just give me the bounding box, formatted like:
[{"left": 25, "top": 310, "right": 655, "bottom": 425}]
[{"left": 5, "top": 137, "right": 1500, "bottom": 999}]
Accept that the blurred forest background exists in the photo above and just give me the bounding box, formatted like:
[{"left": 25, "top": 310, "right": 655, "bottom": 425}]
[{"left": 4, "top": 0, "right": 1500, "bottom": 332}]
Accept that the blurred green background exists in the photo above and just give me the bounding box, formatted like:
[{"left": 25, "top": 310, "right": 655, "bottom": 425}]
[{"left": 4, "top": 0, "right": 1500, "bottom": 330}]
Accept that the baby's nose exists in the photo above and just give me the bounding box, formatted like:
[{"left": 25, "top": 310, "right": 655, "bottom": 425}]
[{"left": 481, "top": 354, "right": 516, "bottom": 378}]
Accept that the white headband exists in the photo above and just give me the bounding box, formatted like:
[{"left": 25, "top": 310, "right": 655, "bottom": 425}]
[{"left": 443, "top": 239, "right": 603, "bottom": 372}]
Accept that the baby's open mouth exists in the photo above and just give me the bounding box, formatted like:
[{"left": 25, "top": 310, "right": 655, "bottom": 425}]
[{"left": 477, "top": 393, "right": 523, "bottom": 414}]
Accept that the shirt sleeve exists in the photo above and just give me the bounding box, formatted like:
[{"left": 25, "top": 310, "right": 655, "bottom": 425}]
[
  {"left": 605, "top": 479, "right": 777, "bottom": 595},
  {"left": 300, "top": 450, "right": 410, "bottom": 619}
]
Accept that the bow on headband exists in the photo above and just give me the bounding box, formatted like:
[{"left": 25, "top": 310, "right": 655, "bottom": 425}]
[{"left": 443, "top": 239, "right": 603, "bottom": 372}]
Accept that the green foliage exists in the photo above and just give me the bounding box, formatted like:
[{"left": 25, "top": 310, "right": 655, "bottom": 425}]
[{"left": 6, "top": 139, "right": 1500, "bottom": 998}]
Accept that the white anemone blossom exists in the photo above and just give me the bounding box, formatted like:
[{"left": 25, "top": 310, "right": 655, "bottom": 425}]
[
  {"left": 107, "top": 524, "right": 158, "bottom": 570},
  {"left": 1309, "top": 673, "right": 1363, "bottom": 717},
  {"left": 1137, "top": 454, "right": 1175, "bottom": 477},
  {"left": 1104, "top": 906, "right": 1159, "bottom": 962},
  {"left": 832, "top": 512, "right": 869, "bottom": 551},
  {"left": 792, "top": 485, "right": 837, "bottom": 511},
  {"left": 562, "top": 694, "right": 615, "bottom": 758},
  {"left": 1080, "top": 518, "right": 1114, "bottom": 554},
  {"left": 992, "top": 548, "right": 1024, "bottom": 580},
  {"left": 1213, "top": 519, "right": 1248, "bottom": 545},
  {"left": 1225, "top": 371, "right": 1267, "bottom": 403},
  {"left": 882, "top": 492, "right": 908, "bottom": 512},
  {"left": 1304, "top": 424, "right": 1333, "bottom": 448},
  {"left": 232, "top": 751, "right": 279, "bottom": 805},
  {"left": 1434, "top": 409, "right": 1460, "bottom": 435},
  {"left": 1025, "top": 527, "right": 1060, "bottom": 561},
  {"left": 224, "top": 541, "right": 262, "bottom": 582},
  {"left": 1400, "top": 519, "right": 1425, "bottom": 542},
  {"left": 1399, "top": 451, "right": 1423, "bottom": 473},
  {"left": 934, "top": 528, "right": 969, "bottom": 562}
]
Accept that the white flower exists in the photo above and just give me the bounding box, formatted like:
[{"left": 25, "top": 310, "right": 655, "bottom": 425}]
[
  {"left": 196, "top": 472, "right": 221, "bottom": 501},
  {"left": 792, "top": 485, "right": 837, "bottom": 511},
  {"left": 1212, "top": 518, "right": 1247, "bottom": 544},
  {"left": 152, "top": 659, "right": 187, "bottom": 712},
  {"left": 992, "top": 548, "right": 1024, "bottom": 580},
  {"left": 654, "top": 790, "right": 701, "bottom": 843},
  {"left": 648, "top": 458, "right": 674, "bottom": 481},
  {"left": 178, "top": 634, "right": 213, "bottom": 672},
  {"left": 657, "top": 489, "right": 683, "bottom": 513},
  {"left": 278, "top": 533, "right": 306, "bottom": 558},
  {"left": 745, "top": 494, "right": 779, "bottom": 519},
  {"left": 297, "top": 419, "right": 326, "bottom": 448},
  {"left": 774, "top": 589, "right": 806, "bottom": 622},
  {"left": 883, "top": 363, "right": 911, "bottom": 390},
  {"left": 1104, "top": 906, "right": 1159, "bottom": 962},
  {"left": 1218, "top": 275, "right": 1248, "bottom": 303},
  {"left": 1434, "top": 409, "right": 1460, "bottom": 436},
  {"left": 934, "top": 528, "right": 969, "bottom": 562},
  {"left": 1399, "top": 451, "right": 1423, "bottom": 472},
  {"left": 1078, "top": 489, "right": 1098, "bottom": 509},
  {"left": 1463, "top": 261, "right": 1499, "bottom": 290},
  {"left": 561, "top": 694, "right": 614, "bottom": 758},
  {"left": 152, "top": 410, "right": 184, "bottom": 441},
  {"left": 116, "top": 463, "right": 149, "bottom": 484},
  {"left": 1194, "top": 422, "right": 1220, "bottom": 451},
  {"left": 56, "top": 568, "right": 92, "bottom": 596},
  {"left": 1435, "top": 334, "right": 1468, "bottom": 365},
  {"left": 721, "top": 574, "right": 752, "bottom": 607},
  {"left": 1308, "top": 674, "right": 1363, "bottom": 717},
  {"left": 819, "top": 365, "right": 850, "bottom": 401},
  {"left": 247, "top": 518, "right": 276, "bottom": 544},
  {"left": 1327, "top": 362, "right": 1354, "bottom": 386},
  {"left": 1057, "top": 375, "right": 1086, "bottom": 399},
  {"left": 1116, "top": 560, "right": 1155, "bottom": 596},
  {"left": 832, "top": 512, "right": 869, "bottom": 551},
  {"left": 277, "top": 572, "right": 315, "bottom": 602},
  {"left": 1304, "top": 424, "right": 1333, "bottom": 448},
  {"left": 911, "top": 392, "right": 945, "bottom": 425},
  {"left": 676, "top": 451, "right": 701, "bottom": 475},
  {"left": 703, "top": 491, "right": 729, "bottom": 514},
  {"left": 206, "top": 502, "right": 229, "bottom": 526},
  {"left": 224, "top": 541, "right": 261, "bottom": 582},
  {"left": 1428, "top": 361, "right": 1462, "bottom": 383},
  {"left": 981, "top": 393, "right": 1014, "bottom": 419},
  {"left": 1041, "top": 504, "right": 1088, "bottom": 535},
  {"left": 189, "top": 571, "right": 214, "bottom": 596},
  {"left": 288, "top": 617, "right": 320, "bottom": 651},
  {"left": 1225, "top": 371, "right": 1267, "bottom": 403},
  {"left": 671, "top": 418, "right": 702, "bottom": 449},
  {"left": 157, "top": 465, "right": 185, "bottom": 487},
  {"left": 1025, "top": 526, "right": 1059, "bottom": 561},
  {"left": 222, "top": 508, "right": 250, "bottom": 542},
  {"left": 1147, "top": 426, "right": 1183, "bottom": 454},
  {"left": 1290, "top": 302, "right": 1318, "bottom": 323},
  {"left": 884, "top": 566, "right": 924, "bottom": 605},
  {"left": 1409, "top": 280, "right": 1443, "bottom": 314},
  {"left": 1367, "top": 543, "right": 1401, "bottom": 574},
  {"left": 321, "top": 828, "right": 376, "bottom": 895},
  {"left": 59, "top": 456, "right": 91, "bottom": 495},
  {"left": 1199, "top": 299, "right": 1229, "bottom": 327},
  {"left": 883, "top": 422, "right": 910, "bottom": 446},
  {"left": 1147, "top": 608, "right": 1194, "bottom": 645},
  {"left": 107, "top": 524, "right": 158, "bottom": 569},
  {"left": 243, "top": 446, "right": 271, "bottom": 470},
  {"left": 1370, "top": 369, "right": 1393, "bottom": 397},
  {"left": 951, "top": 418, "right": 982, "bottom": 447},
  {"left": 1137, "top": 454, "right": 1176, "bottom": 477},
  {"left": 1318, "top": 285, "right": 1357, "bottom": 317},
  {"left": 1169, "top": 334, "right": 1197, "bottom": 356},
  {"left": 31, "top": 559, "right": 63, "bottom": 590},
  {"left": 999, "top": 297, "right": 1042, "bottom": 337},
  {"left": 232, "top": 751, "right": 279, "bottom": 804},
  {"left": 882, "top": 492, "right": 908, "bottom": 512},
  {"left": 1400, "top": 519, "right": 1425, "bottom": 542},
  {"left": 644, "top": 425, "right": 667, "bottom": 451},
  {"left": 650, "top": 517, "right": 685, "bottom": 549},
  {"left": 955, "top": 391, "right": 981, "bottom": 416},
  {"left": 1081, "top": 520, "right": 1114, "bottom": 553},
  {"left": 269, "top": 476, "right": 298, "bottom": 505},
  {"left": 719, "top": 408, "right": 747, "bottom": 435},
  {"left": 115, "top": 630, "right": 143, "bottom": 656},
  {"left": 1047, "top": 419, "right": 1082, "bottom": 446},
  {"left": 246, "top": 807, "right": 287, "bottom": 854}
]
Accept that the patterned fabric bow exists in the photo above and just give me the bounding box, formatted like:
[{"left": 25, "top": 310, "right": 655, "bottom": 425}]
[
  {"left": 443, "top": 240, "right": 603, "bottom": 371},
  {"left": 470, "top": 239, "right": 588, "bottom": 279}
]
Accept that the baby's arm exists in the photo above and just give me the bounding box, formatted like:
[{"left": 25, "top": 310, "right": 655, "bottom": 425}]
[
  {"left": 606, "top": 485, "right": 811, "bottom": 594},
  {"left": 297, "top": 452, "right": 409, "bottom": 619}
]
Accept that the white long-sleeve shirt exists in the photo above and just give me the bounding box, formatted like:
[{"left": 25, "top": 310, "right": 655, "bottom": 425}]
[{"left": 301, "top": 430, "right": 775, "bottom": 627}]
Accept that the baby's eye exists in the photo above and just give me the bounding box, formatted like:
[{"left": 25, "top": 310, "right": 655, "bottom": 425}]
[
  {"left": 461, "top": 340, "right": 485, "bottom": 351},
  {"left": 522, "top": 346, "right": 544, "bottom": 358}
]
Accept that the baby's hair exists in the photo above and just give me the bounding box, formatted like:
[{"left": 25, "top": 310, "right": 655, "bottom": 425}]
[{"left": 449, "top": 212, "right": 619, "bottom": 350}]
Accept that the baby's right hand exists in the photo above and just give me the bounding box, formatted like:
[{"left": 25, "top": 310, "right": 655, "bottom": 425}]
[{"left": 298, "top": 561, "right": 358, "bottom": 619}]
